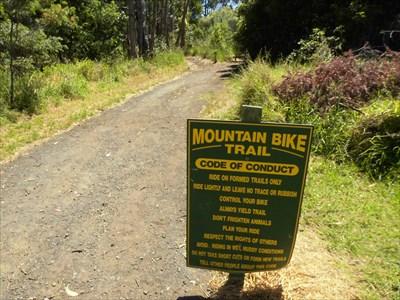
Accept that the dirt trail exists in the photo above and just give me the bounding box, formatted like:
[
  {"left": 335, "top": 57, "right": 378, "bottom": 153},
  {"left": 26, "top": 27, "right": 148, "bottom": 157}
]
[
  {"left": 0, "top": 60, "right": 229, "bottom": 300},
  {"left": 0, "top": 60, "right": 357, "bottom": 300}
]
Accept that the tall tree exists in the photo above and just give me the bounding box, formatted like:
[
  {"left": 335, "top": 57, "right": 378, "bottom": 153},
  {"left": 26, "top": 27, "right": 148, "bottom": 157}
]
[
  {"left": 127, "top": 0, "right": 138, "bottom": 58},
  {"left": 149, "top": 0, "right": 158, "bottom": 53},
  {"left": 1, "top": 0, "right": 60, "bottom": 110},
  {"left": 136, "top": 0, "right": 149, "bottom": 56},
  {"left": 176, "top": 0, "right": 189, "bottom": 48},
  {"left": 161, "top": 0, "right": 170, "bottom": 47},
  {"left": 236, "top": 0, "right": 400, "bottom": 60}
]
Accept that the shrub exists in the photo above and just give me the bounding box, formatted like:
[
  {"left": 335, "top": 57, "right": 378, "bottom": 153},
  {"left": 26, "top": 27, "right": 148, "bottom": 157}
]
[
  {"left": 0, "top": 67, "right": 9, "bottom": 114},
  {"left": 235, "top": 57, "right": 399, "bottom": 180},
  {"left": 384, "top": 51, "right": 400, "bottom": 95},
  {"left": 150, "top": 50, "right": 185, "bottom": 68},
  {"left": 77, "top": 60, "right": 106, "bottom": 81},
  {"left": 12, "top": 74, "right": 42, "bottom": 114},
  {"left": 0, "top": 70, "right": 42, "bottom": 115},
  {"left": 283, "top": 99, "right": 357, "bottom": 161},
  {"left": 287, "top": 28, "right": 342, "bottom": 65},
  {"left": 40, "top": 64, "right": 88, "bottom": 102},
  {"left": 104, "top": 60, "right": 132, "bottom": 82},
  {"left": 188, "top": 7, "right": 237, "bottom": 61},
  {"left": 348, "top": 112, "right": 400, "bottom": 180},
  {"left": 273, "top": 52, "right": 400, "bottom": 114}
]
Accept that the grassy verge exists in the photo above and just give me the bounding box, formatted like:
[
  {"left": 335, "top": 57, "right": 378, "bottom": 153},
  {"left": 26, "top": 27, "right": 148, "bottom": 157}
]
[
  {"left": 202, "top": 62, "right": 400, "bottom": 299},
  {"left": 186, "top": 46, "right": 234, "bottom": 62},
  {"left": 0, "top": 51, "right": 187, "bottom": 162},
  {"left": 304, "top": 156, "right": 400, "bottom": 300}
]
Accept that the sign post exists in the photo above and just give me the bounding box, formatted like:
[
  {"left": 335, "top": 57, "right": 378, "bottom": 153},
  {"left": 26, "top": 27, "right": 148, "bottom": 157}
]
[
  {"left": 228, "top": 105, "right": 263, "bottom": 289},
  {"left": 187, "top": 107, "right": 313, "bottom": 276}
]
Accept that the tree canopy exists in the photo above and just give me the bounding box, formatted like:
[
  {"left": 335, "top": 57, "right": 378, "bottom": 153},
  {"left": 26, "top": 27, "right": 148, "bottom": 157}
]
[{"left": 236, "top": 0, "right": 400, "bottom": 60}]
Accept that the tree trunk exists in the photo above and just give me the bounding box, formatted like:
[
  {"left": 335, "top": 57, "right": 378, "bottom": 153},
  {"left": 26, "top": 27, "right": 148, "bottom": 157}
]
[
  {"left": 9, "top": 18, "right": 15, "bottom": 107},
  {"left": 127, "top": 0, "right": 138, "bottom": 58},
  {"left": 136, "top": 0, "right": 149, "bottom": 57},
  {"left": 149, "top": 0, "right": 157, "bottom": 54},
  {"left": 176, "top": 0, "right": 189, "bottom": 48},
  {"left": 162, "top": 0, "right": 169, "bottom": 47}
]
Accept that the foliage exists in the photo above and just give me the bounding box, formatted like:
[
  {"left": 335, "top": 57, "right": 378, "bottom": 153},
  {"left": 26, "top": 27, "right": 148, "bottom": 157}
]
[
  {"left": 0, "top": 50, "right": 186, "bottom": 118},
  {"left": 0, "top": 66, "right": 9, "bottom": 113},
  {"left": 283, "top": 100, "right": 357, "bottom": 162},
  {"left": 273, "top": 52, "right": 400, "bottom": 114},
  {"left": 0, "top": 20, "right": 62, "bottom": 70},
  {"left": 0, "top": 18, "right": 62, "bottom": 113},
  {"left": 232, "top": 56, "right": 400, "bottom": 179},
  {"left": 11, "top": 73, "right": 42, "bottom": 113},
  {"left": 40, "top": 0, "right": 126, "bottom": 60},
  {"left": 77, "top": 0, "right": 126, "bottom": 60},
  {"left": 287, "top": 28, "right": 342, "bottom": 64},
  {"left": 348, "top": 108, "right": 400, "bottom": 180},
  {"left": 150, "top": 50, "right": 185, "bottom": 67},
  {"left": 0, "top": 50, "right": 187, "bottom": 161},
  {"left": 188, "top": 7, "right": 238, "bottom": 61},
  {"left": 212, "top": 64, "right": 400, "bottom": 299},
  {"left": 235, "top": 0, "right": 400, "bottom": 60},
  {"left": 39, "top": 63, "right": 89, "bottom": 103},
  {"left": 39, "top": 3, "right": 79, "bottom": 60}
]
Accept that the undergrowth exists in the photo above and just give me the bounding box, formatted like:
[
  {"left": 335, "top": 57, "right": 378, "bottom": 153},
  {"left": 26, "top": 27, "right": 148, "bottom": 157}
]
[
  {"left": 204, "top": 59, "right": 400, "bottom": 299},
  {"left": 0, "top": 50, "right": 187, "bottom": 160},
  {"left": 235, "top": 54, "right": 400, "bottom": 181},
  {"left": 273, "top": 51, "right": 400, "bottom": 114},
  {"left": 186, "top": 7, "right": 237, "bottom": 62}
]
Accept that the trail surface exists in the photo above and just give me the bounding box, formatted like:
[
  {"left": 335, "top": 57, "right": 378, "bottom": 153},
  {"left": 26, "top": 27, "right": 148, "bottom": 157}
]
[{"left": 0, "top": 60, "right": 229, "bottom": 300}]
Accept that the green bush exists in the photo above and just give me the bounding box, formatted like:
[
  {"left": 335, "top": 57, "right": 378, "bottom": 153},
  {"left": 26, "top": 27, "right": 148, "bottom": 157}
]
[
  {"left": 40, "top": 64, "right": 88, "bottom": 102},
  {"left": 0, "top": 69, "right": 42, "bottom": 115},
  {"left": 348, "top": 111, "right": 400, "bottom": 180},
  {"left": 12, "top": 74, "right": 42, "bottom": 114},
  {"left": 188, "top": 7, "right": 238, "bottom": 61},
  {"left": 287, "top": 28, "right": 342, "bottom": 65},
  {"left": 239, "top": 61, "right": 271, "bottom": 107},
  {"left": 284, "top": 100, "right": 357, "bottom": 161},
  {"left": 237, "top": 60, "right": 293, "bottom": 122},
  {"left": 0, "top": 67, "right": 9, "bottom": 114},
  {"left": 233, "top": 58, "right": 400, "bottom": 180},
  {"left": 150, "top": 50, "right": 185, "bottom": 68},
  {"left": 105, "top": 60, "right": 132, "bottom": 82},
  {"left": 77, "top": 60, "right": 106, "bottom": 81}
]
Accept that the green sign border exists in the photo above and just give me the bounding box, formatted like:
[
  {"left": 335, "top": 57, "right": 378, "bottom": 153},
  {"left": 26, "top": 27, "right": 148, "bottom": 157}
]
[{"left": 187, "top": 119, "right": 313, "bottom": 273}]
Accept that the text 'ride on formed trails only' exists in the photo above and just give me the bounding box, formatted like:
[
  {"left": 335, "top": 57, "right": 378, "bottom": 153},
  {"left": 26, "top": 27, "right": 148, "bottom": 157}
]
[{"left": 187, "top": 119, "right": 313, "bottom": 273}]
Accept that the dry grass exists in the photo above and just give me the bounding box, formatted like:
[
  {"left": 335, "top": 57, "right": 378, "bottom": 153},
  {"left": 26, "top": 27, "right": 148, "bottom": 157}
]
[
  {"left": 207, "top": 227, "right": 358, "bottom": 300},
  {"left": 201, "top": 84, "right": 239, "bottom": 120}
]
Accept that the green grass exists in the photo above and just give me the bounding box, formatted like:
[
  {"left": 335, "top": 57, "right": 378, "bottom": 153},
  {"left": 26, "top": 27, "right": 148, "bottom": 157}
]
[
  {"left": 202, "top": 60, "right": 400, "bottom": 299},
  {"left": 303, "top": 156, "right": 400, "bottom": 299},
  {"left": 187, "top": 45, "right": 235, "bottom": 62},
  {"left": 0, "top": 50, "right": 187, "bottom": 161}
]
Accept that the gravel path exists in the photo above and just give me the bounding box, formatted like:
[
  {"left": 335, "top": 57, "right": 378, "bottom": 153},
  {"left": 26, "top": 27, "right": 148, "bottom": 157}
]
[{"left": 0, "top": 61, "right": 230, "bottom": 300}]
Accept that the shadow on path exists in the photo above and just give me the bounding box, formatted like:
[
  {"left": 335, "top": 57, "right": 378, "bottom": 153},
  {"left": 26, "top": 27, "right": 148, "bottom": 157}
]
[
  {"left": 177, "top": 273, "right": 283, "bottom": 300},
  {"left": 217, "top": 61, "right": 246, "bottom": 79}
]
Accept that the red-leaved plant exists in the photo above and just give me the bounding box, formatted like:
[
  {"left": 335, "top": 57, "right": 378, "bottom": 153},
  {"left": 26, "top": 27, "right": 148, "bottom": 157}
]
[{"left": 273, "top": 51, "right": 400, "bottom": 113}]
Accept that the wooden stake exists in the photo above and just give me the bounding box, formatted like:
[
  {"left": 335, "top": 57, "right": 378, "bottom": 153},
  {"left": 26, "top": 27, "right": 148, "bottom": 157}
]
[
  {"left": 240, "top": 105, "right": 262, "bottom": 123},
  {"left": 226, "top": 104, "right": 263, "bottom": 292}
]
